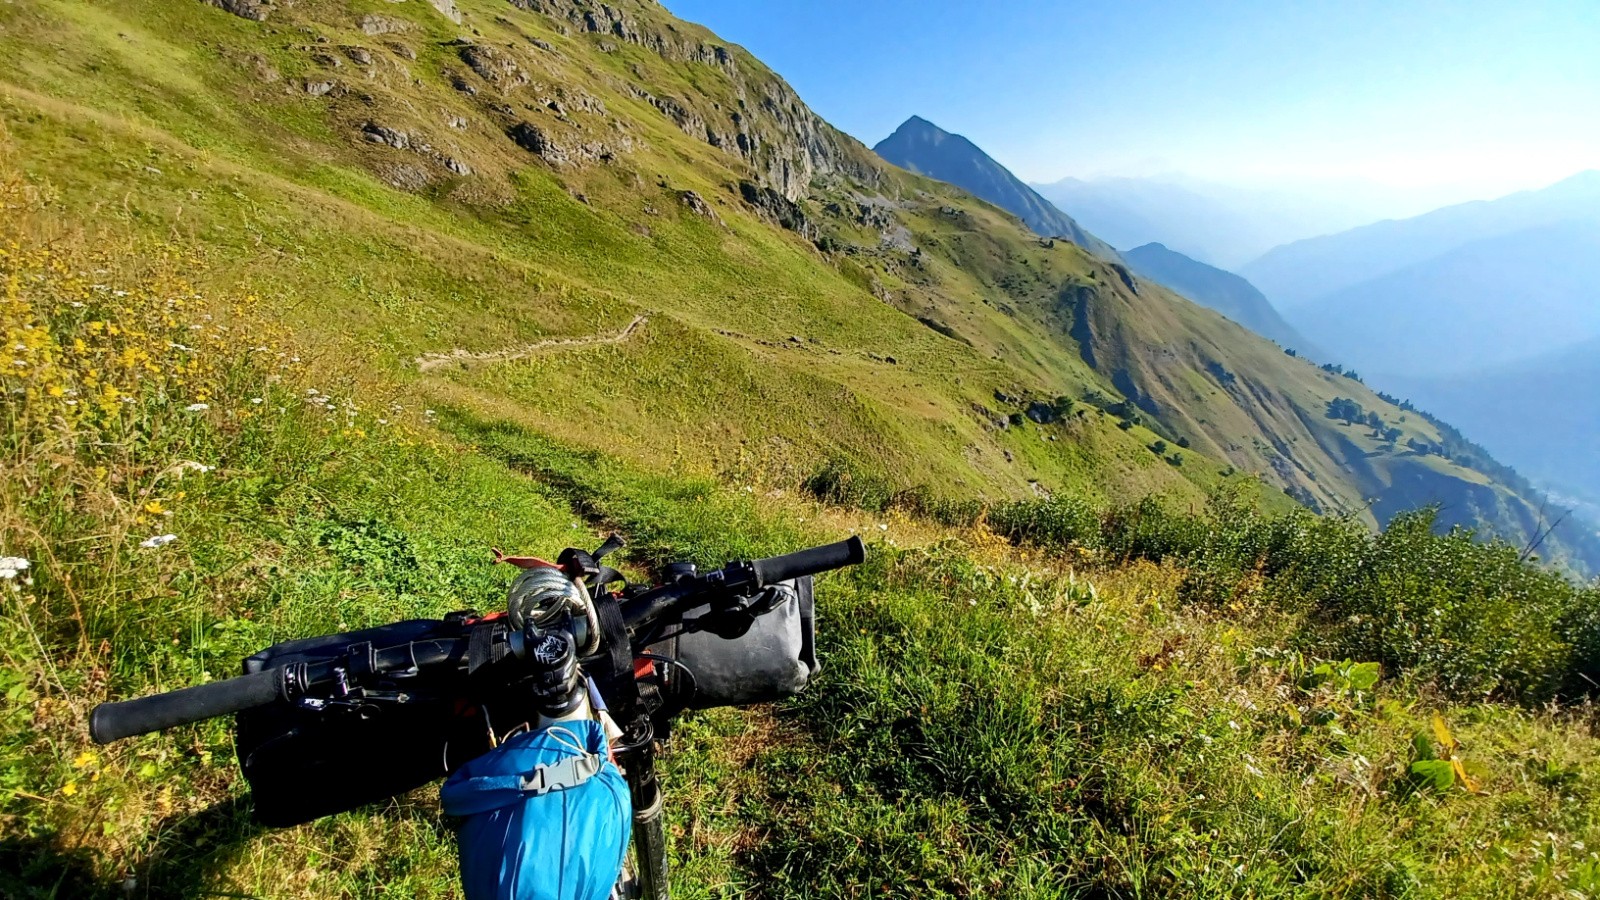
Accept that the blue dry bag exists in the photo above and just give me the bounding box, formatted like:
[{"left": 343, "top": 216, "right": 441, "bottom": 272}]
[{"left": 441, "top": 719, "right": 631, "bottom": 900}]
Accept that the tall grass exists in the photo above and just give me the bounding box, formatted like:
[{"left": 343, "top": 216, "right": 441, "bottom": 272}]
[
  {"left": 978, "top": 487, "right": 1600, "bottom": 703},
  {"left": 4, "top": 168, "right": 1600, "bottom": 899},
  {"left": 0, "top": 172, "right": 575, "bottom": 897}
]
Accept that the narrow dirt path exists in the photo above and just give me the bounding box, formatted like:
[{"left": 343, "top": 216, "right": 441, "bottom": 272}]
[{"left": 415, "top": 315, "right": 648, "bottom": 372}]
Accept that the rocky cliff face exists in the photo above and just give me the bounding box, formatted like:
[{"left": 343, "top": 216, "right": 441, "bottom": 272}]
[{"left": 509, "top": 0, "right": 880, "bottom": 200}]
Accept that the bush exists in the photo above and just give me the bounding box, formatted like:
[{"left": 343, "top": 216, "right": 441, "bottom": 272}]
[
  {"left": 802, "top": 457, "right": 896, "bottom": 512},
  {"left": 901, "top": 479, "right": 1600, "bottom": 703}
]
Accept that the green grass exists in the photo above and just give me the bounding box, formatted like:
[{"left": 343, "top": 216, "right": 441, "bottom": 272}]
[
  {"left": 4, "top": 0, "right": 1600, "bottom": 896},
  {"left": 4, "top": 204, "right": 1600, "bottom": 899},
  {"left": 3, "top": 0, "right": 1578, "bottom": 567}
]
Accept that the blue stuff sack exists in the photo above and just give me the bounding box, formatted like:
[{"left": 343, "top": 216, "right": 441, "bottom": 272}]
[{"left": 440, "top": 719, "right": 631, "bottom": 900}]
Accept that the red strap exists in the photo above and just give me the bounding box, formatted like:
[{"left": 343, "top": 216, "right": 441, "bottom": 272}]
[{"left": 491, "top": 547, "right": 561, "bottom": 569}]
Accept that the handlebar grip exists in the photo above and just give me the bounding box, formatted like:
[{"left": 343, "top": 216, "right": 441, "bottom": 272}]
[
  {"left": 89, "top": 668, "right": 285, "bottom": 744},
  {"left": 750, "top": 536, "right": 866, "bottom": 588}
]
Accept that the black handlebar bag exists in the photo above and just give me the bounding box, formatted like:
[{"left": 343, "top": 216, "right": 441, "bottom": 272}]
[
  {"left": 234, "top": 618, "right": 493, "bottom": 827},
  {"left": 651, "top": 576, "right": 820, "bottom": 708}
]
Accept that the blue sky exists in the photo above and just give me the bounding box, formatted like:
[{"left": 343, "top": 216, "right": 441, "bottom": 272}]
[{"left": 662, "top": 1, "right": 1600, "bottom": 203}]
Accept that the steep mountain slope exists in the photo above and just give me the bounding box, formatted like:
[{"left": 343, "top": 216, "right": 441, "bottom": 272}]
[
  {"left": 1033, "top": 175, "right": 1376, "bottom": 268},
  {"left": 1123, "top": 242, "right": 1315, "bottom": 355},
  {"left": 1289, "top": 222, "right": 1600, "bottom": 378},
  {"left": 1242, "top": 170, "right": 1600, "bottom": 308},
  {"left": 0, "top": 0, "right": 1593, "bottom": 570},
  {"left": 1395, "top": 337, "right": 1600, "bottom": 518},
  {"left": 872, "top": 116, "right": 1119, "bottom": 258}
]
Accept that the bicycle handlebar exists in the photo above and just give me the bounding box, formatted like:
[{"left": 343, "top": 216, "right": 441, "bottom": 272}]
[
  {"left": 90, "top": 667, "right": 284, "bottom": 743},
  {"left": 750, "top": 536, "right": 864, "bottom": 588},
  {"left": 88, "top": 537, "right": 866, "bottom": 744}
]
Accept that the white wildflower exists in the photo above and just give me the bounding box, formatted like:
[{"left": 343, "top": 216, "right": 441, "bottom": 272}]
[
  {"left": 250, "top": 398, "right": 263, "bottom": 405},
  {"left": 877, "top": 523, "right": 888, "bottom": 531},
  {"left": 184, "top": 403, "right": 210, "bottom": 412},
  {"left": 139, "top": 534, "right": 178, "bottom": 549},
  {"left": 0, "top": 557, "right": 30, "bottom": 580}
]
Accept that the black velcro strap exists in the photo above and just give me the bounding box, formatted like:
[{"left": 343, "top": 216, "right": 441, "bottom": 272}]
[
  {"left": 590, "top": 592, "right": 638, "bottom": 722},
  {"left": 466, "top": 622, "right": 499, "bottom": 676}
]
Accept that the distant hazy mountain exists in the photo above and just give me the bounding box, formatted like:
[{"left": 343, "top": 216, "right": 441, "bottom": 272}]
[
  {"left": 1288, "top": 221, "right": 1600, "bottom": 378},
  {"left": 1394, "top": 336, "right": 1600, "bottom": 519},
  {"left": 1030, "top": 176, "right": 1381, "bottom": 268},
  {"left": 873, "top": 117, "right": 1119, "bottom": 258},
  {"left": 1242, "top": 170, "right": 1600, "bottom": 309},
  {"left": 1122, "top": 243, "right": 1316, "bottom": 355}
]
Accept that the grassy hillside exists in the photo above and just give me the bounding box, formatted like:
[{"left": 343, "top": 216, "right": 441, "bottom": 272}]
[
  {"left": 0, "top": 0, "right": 1586, "bottom": 575},
  {"left": 5, "top": 191, "right": 1600, "bottom": 898},
  {"left": 4, "top": 0, "right": 1600, "bottom": 896},
  {"left": 1122, "top": 242, "right": 1314, "bottom": 356}
]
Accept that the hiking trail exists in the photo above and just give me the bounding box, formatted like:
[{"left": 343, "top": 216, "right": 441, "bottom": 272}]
[{"left": 415, "top": 315, "right": 648, "bottom": 372}]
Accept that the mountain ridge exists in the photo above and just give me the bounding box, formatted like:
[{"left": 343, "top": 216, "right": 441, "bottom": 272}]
[
  {"left": 1122, "top": 242, "right": 1315, "bottom": 356},
  {"left": 1242, "top": 169, "right": 1600, "bottom": 308},
  {"left": 1032, "top": 175, "right": 1382, "bottom": 268},
  {"left": 0, "top": 0, "right": 1593, "bottom": 573},
  {"left": 1290, "top": 220, "right": 1600, "bottom": 378},
  {"left": 872, "top": 115, "right": 1120, "bottom": 259}
]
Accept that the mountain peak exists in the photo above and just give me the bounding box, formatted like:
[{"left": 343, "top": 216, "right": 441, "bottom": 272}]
[{"left": 873, "top": 118, "right": 1117, "bottom": 258}]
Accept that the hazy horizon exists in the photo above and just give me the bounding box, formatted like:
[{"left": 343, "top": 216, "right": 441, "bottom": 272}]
[{"left": 664, "top": 0, "right": 1600, "bottom": 214}]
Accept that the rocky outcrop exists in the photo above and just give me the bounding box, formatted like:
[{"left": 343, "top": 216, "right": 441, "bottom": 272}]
[
  {"left": 507, "top": 122, "right": 563, "bottom": 162},
  {"left": 506, "top": 121, "right": 615, "bottom": 166},
  {"left": 357, "top": 14, "right": 410, "bottom": 35},
  {"left": 739, "top": 180, "right": 812, "bottom": 239},
  {"left": 426, "top": 0, "right": 462, "bottom": 24},
  {"left": 460, "top": 44, "right": 531, "bottom": 88},
  {"left": 359, "top": 122, "right": 473, "bottom": 185},
  {"left": 678, "top": 190, "right": 722, "bottom": 224},
  {"left": 511, "top": 0, "right": 880, "bottom": 201},
  {"left": 204, "top": 0, "right": 276, "bottom": 22},
  {"left": 509, "top": 0, "right": 737, "bottom": 72},
  {"left": 1110, "top": 263, "right": 1139, "bottom": 294},
  {"left": 363, "top": 122, "right": 411, "bottom": 149}
]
